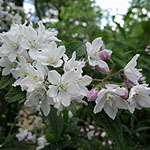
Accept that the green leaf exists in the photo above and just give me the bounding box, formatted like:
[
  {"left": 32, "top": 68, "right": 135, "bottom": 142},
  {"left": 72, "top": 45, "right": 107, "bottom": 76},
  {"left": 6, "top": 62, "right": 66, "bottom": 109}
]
[
  {"left": 45, "top": 133, "right": 55, "bottom": 143},
  {"left": 0, "top": 75, "right": 15, "bottom": 89},
  {"left": 48, "top": 107, "right": 64, "bottom": 142},
  {"left": 5, "top": 86, "right": 26, "bottom": 103},
  {"left": 89, "top": 104, "right": 125, "bottom": 150},
  {"left": 65, "top": 41, "right": 86, "bottom": 59},
  {"left": 95, "top": 111, "right": 124, "bottom": 150}
]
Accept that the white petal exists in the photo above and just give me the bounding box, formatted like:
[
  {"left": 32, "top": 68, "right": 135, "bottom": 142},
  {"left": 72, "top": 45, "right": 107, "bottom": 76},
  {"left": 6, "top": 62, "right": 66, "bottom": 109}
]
[
  {"left": 78, "top": 75, "right": 92, "bottom": 86},
  {"left": 48, "top": 70, "right": 61, "bottom": 85},
  {"left": 47, "top": 85, "right": 58, "bottom": 98},
  {"left": 103, "top": 103, "right": 118, "bottom": 120},
  {"left": 41, "top": 99, "right": 50, "bottom": 116},
  {"left": 114, "top": 96, "right": 129, "bottom": 109},
  {"left": 125, "top": 54, "right": 140, "bottom": 70},
  {"left": 25, "top": 94, "right": 39, "bottom": 107},
  {"left": 58, "top": 91, "right": 71, "bottom": 107},
  {"left": 62, "top": 71, "right": 77, "bottom": 83},
  {"left": 66, "top": 83, "right": 79, "bottom": 96},
  {"left": 137, "top": 97, "right": 150, "bottom": 108},
  {"left": 94, "top": 91, "right": 106, "bottom": 113},
  {"left": 92, "top": 37, "right": 103, "bottom": 52}
]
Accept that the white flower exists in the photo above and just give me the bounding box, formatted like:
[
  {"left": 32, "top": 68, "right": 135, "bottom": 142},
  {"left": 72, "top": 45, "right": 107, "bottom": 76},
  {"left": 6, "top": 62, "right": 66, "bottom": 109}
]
[
  {"left": 25, "top": 86, "right": 53, "bottom": 116},
  {"left": 47, "top": 70, "right": 80, "bottom": 107},
  {"left": 76, "top": 75, "right": 92, "bottom": 96},
  {"left": 37, "top": 41, "right": 65, "bottom": 67},
  {"left": 16, "top": 128, "right": 28, "bottom": 141},
  {"left": 87, "top": 130, "right": 95, "bottom": 140},
  {"left": 0, "top": 33, "right": 23, "bottom": 62},
  {"left": 124, "top": 54, "right": 142, "bottom": 85},
  {"left": 20, "top": 22, "right": 60, "bottom": 60},
  {"left": 63, "top": 51, "right": 85, "bottom": 72},
  {"left": 94, "top": 84, "right": 129, "bottom": 120},
  {"left": 0, "top": 56, "right": 16, "bottom": 75},
  {"left": 36, "top": 136, "right": 49, "bottom": 150},
  {"left": 85, "top": 37, "right": 111, "bottom": 71},
  {"left": 128, "top": 84, "right": 150, "bottom": 113},
  {"left": 25, "top": 132, "right": 36, "bottom": 144},
  {"left": 12, "top": 57, "right": 48, "bottom": 92}
]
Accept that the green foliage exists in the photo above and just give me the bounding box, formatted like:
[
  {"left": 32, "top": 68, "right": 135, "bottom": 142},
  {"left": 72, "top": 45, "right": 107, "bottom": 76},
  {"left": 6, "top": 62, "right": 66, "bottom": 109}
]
[
  {"left": 0, "top": 75, "right": 15, "bottom": 89},
  {"left": 65, "top": 41, "right": 86, "bottom": 59},
  {"left": 5, "top": 86, "right": 26, "bottom": 103},
  {"left": 47, "top": 107, "right": 64, "bottom": 142}
]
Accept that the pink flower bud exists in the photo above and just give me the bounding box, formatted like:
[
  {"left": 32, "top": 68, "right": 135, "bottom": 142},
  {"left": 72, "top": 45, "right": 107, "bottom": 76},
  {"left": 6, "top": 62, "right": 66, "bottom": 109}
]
[
  {"left": 101, "top": 132, "right": 107, "bottom": 138},
  {"left": 96, "top": 65, "right": 110, "bottom": 74},
  {"left": 80, "top": 128, "right": 84, "bottom": 133},
  {"left": 121, "top": 89, "right": 128, "bottom": 99},
  {"left": 145, "top": 45, "right": 150, "bottom": 53},
  {"left": 88, "top": 88, "right": 99, "bottom": 102},
  {"left": 98, "top": 50, "right": 111, "bottom": 61},
  {"left": 89, "top": 125, "right": 94, "bottom": 129},
  {"left": 97, "top": 127, "right": 101, "bottom": 130},
  {"left": 95, "top": 132, "right": 100, "bottom": 137},
  {"left": 86, "top": 128, "right": 89, "bottom": 132},
  {"left": 102, "top": 141, "right": 106, "bottom": 146},
  {"left": 108, "top": 140, "right": 113, "bottom": 145}
]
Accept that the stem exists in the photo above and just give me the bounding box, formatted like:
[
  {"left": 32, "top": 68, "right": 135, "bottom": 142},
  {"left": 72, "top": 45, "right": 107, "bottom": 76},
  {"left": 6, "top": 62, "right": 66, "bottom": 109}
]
[{"left": 92, "top": 79, "right": 103, "bottom": 82}]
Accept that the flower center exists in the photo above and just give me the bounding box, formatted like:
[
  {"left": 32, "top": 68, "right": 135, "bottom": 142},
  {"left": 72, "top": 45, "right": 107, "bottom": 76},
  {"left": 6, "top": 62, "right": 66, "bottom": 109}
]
[
  {"left": 49, "top": 55, "right": 55, "bottom": 63},
  {"left": 10, "top": 44, "right": 18, "bottom": 50},
  {"left": 135, "top": 92, "right": 146, "bottom": 99},
  {"left": 94, "top": 51, "right": 98, "bottom": 57},
  {"left": 106, "top": 93, "right": 114, "bottom": 107},
  {"left": 59, "top": 82, "right": 67, "bottom": 91}
]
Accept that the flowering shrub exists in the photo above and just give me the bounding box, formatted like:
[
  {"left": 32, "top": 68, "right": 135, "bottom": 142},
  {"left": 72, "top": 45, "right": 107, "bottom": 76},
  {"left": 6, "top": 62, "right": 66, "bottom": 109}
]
[{"left": 0, "top": 20, "right": 150, "bottom": 149}]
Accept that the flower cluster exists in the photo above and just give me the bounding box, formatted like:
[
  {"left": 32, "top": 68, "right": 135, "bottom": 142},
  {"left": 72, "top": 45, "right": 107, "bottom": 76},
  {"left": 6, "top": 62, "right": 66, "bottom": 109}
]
[
  {"left": 16, "top": 128, "right": 49, "bottom": 150},
  {"left": 0, "top": 22, "right": 150, "bottom": 120},
  {"left": 86, "top": 38, "right": 150, "bottom": 119},
  {"left": 0, "top": 0, "right": 24, "bottom": 32},
  {"left": 0, "top": 21, "right": 92, "bottom": 116},
  {"left": 79, "top": 121, "right": 113, "bottom": 149}
]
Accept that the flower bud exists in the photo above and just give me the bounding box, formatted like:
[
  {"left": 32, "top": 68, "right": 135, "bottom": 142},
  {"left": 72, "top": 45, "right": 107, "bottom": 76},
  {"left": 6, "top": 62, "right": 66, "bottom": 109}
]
[
  {"left": 145, "top": 45, "right": 150, "bottom": 53},
  {"left": 95, "top": 132, "right": 100, "bottom": 137},
  {"left": 98, "top": 50, "right": 111, "bottom": 61},
  {"left": 108, "top": 140, "right": 113, "bottom": 145},
  {"left": 96, "top": 65, "right": 110, "bottom": 74},
  {"left": 88, "top": 88, "right": 99, "bottom": 101},
  {"left": 89, "top": 125, "right": 94, "bottom": 129},
  {"left": 80, "top": 128, "right": 84, "bottom": 133},
  {"left": 121, "top": 89, "right": 128, "bottom": 99}
]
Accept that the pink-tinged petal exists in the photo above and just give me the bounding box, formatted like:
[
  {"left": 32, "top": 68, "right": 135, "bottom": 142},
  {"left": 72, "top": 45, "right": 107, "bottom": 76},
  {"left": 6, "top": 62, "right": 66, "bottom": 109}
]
[
  {"left": 96, "top": 65, "right": 110, "bottom": 74},
  {"left": 88, "top": 88, "right": 99, "bottom": 102},
  {"left": 137, "top": 97, "right": 150, "bottom": 108},
  {"left": 114, "top": 96, "right": 129, "bottom": 109},
  {"left": 98, "top": 50, "right": 111, "bottom": 61},
  {"left": 121, "top": 90, "right": 129, "bottom": 99}
]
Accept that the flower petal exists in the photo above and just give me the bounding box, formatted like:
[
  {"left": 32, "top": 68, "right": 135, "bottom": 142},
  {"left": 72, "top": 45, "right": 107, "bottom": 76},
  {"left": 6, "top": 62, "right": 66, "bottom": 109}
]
[
  {"left": 41, "top": 99, "right": 50, "bottom": 116},
  {"left": 48, "top": 70, "right": 61, "bottom": 85},
  {"left": 58, "top": 91, "right": 71, "bottom": 107},
  {"left": 47, "top": 85, "right": 58, "bottom": 98}
]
